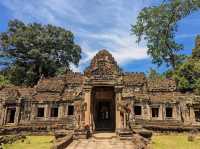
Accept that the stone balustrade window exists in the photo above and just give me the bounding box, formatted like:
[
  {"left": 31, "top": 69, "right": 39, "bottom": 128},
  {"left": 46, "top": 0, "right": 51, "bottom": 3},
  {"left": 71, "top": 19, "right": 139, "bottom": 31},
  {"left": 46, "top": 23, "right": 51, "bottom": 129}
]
[
  {"left": 37, "top": 107, "right": 44, "bottom": 117},
  {"left": 152, "top": 107, "right": 159, "bottom": 118},
  {"left": 194, "top": 109, "right": 200, "bottom": 122},
  {"left": 166, "top": 107, "right": 173, "bottom": 118},
  {"left": 51, "top": 107, "right": 58, "bottom": 117},
  {"left": 134, "top": 106, "right": 142, "bottom": 116},
  {"left": 6, "top": 107, "right": 16, "bottom": 123},
  {"left": 68, "top": 105, "right": 74, "bottom": 115}
]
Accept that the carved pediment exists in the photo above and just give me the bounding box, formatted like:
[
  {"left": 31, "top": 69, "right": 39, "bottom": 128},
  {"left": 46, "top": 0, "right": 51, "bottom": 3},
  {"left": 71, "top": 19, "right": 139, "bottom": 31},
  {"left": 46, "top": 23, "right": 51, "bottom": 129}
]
[{"left": 84, "top": 49, "right": 122, "bottom": 77}]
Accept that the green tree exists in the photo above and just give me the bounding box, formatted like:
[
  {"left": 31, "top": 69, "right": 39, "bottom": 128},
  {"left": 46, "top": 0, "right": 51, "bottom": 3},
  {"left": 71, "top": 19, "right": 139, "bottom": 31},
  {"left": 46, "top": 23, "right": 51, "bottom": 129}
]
[
  {"left": 0, "top": 20, "right": 81, "bottom": 86},
  {"left": 147, "top": 68, "right": 161, "bottom": 80},
  {"left": 192, "top": 35, "right": 200, "bottom": 58},
  {"left": 174, "top": 36, "right": 200, "bottom": 94},
  {"left": 132, "top": 0, "right": 200, "bottom": 69},
  {"left": 0, "top": 75, "right": 10, "bottom": 86}
]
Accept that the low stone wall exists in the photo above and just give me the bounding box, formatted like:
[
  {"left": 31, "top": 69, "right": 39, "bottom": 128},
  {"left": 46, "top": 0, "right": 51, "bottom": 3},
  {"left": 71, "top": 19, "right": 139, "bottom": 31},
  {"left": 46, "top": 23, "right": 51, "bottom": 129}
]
[
  {"left": 0, "top": 135, "right": 26, "bottom": 145},
  {"left": 143, "top": 125, "right": 200, "bottom": 132},
  {"left": 0, "top": 125, "right": 73, "bottom": 135},
  {"left": 52, "top": 135, "right": 73, "bottom": 149}
]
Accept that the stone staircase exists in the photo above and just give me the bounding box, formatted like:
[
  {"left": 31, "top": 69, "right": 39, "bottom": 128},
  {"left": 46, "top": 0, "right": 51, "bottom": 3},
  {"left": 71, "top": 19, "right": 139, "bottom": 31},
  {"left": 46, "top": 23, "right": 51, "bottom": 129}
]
[
  {"left": 73, "top": 129, "right": 90, "bottom": 139},
  {"left": 116, "top": 129, "right": 133, "bottom": 140}
]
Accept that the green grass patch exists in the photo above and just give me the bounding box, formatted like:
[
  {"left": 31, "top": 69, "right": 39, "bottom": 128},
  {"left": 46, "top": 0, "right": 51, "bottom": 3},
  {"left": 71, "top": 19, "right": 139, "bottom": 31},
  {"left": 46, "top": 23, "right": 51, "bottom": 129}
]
[
  {"left": 2, "top": 136, "right": 54, "bottom": 149},
  {"left": 151, "top": 133, "right": 200, "bottom": 149}
]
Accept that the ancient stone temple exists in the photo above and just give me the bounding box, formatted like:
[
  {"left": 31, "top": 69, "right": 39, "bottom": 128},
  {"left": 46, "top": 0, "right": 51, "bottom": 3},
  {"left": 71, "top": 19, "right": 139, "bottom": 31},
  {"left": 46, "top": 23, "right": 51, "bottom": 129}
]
[{"left": 0, "top": 49, "right": 200, "bottom": 134}]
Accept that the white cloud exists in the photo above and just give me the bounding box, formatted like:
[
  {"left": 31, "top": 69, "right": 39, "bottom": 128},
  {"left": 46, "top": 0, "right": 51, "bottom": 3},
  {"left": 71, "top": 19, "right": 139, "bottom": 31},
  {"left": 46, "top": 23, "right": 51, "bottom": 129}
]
[{"left": 1, "top": 0, "right": 152, "bottom": 71}]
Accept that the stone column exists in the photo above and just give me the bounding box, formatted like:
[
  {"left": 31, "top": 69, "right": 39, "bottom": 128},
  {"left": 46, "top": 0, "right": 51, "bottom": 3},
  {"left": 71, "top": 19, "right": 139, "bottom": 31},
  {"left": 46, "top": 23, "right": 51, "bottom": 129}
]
[
  {"left": 144, "top": 104, "right": 150, "bottom": 120},
  {"left": 172, "top": 105, "right": 176, "bottom": 119},
  {"left": 3, "top": 106, "right": 7, "bottom": 125},
  {"left": 158, "top": 104, "right": 163, "bottom": 120},
  {"left": 0, "top": 103, "right": 5, "bottom": 126},
  {"left": 189, "top": 106, "right": 196, "bottom": 123},
  {"left": 161, "top": 104, "right": 164, "bottom": 120},
  {"left": 31, "top": 104, "right": 37, "bottom": 120},
  {"left": 84, "top": 86, "right": 92, "bottom": 127},
  {"left": 58, "top": 104, "right": 65, "bottom": 118},
  {"left": 115, "top": 86, "right": 123, "bottom": 130},
  {"left": 44, "top": 104, "right": 49, "bottom": 120},
  {"left": 14, "top": 106, "right": 20, "bottom": 125},
  {"left": 123, "top": 113, "right": 126, "bottom": 128}
]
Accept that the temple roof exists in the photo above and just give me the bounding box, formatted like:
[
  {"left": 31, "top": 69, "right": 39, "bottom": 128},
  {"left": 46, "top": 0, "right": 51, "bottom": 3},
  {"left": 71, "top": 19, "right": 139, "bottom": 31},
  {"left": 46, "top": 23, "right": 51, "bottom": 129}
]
[
  {"left": 65, "top": 72, "right": 84, "bottom": 85},
  {"left": 147, "top": 78, "right": 176, "bottom": 92},
  {"left": 123, "top": 72, "right": 146, "bottom": 86},
  {"left": 0, "top": 85, "right": 34, "bottom": 101},
  {"left": 0, "top": 85, "right": 20, "bottom": 101},
  {"left": 34, "top": 92, "right": 61, "bottom": 101},
  {"left": 36, "top": 76, "right": 65, "bottom": 93}
]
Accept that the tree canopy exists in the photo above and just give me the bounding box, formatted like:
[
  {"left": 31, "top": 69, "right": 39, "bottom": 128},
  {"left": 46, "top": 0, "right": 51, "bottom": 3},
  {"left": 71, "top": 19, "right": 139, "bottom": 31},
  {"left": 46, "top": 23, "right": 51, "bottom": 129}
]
[
  {"left": 0, "top": 20, "right": 81, "bottom": 86},
  {"left": 132, "top": 0, "right": 200, "bottom": 69},
  {"left": 174, "top": 36, "right": 200, "bottom": 94}
]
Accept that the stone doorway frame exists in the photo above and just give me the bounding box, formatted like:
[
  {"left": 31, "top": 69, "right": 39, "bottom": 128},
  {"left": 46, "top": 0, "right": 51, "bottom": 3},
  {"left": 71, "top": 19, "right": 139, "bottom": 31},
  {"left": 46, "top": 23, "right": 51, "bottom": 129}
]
[
  {"left": 83, "top": 85, "right": 123, "bottom": 133},
  {"left": 91, "top": 86, "right": 116, "bottom": 132}
]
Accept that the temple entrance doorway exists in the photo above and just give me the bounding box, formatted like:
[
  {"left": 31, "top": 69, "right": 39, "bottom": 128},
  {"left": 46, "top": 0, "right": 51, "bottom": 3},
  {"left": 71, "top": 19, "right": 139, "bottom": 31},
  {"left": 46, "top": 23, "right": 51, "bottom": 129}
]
[{"left": 92, "top": 86, "right": 115, "bottom": 131}]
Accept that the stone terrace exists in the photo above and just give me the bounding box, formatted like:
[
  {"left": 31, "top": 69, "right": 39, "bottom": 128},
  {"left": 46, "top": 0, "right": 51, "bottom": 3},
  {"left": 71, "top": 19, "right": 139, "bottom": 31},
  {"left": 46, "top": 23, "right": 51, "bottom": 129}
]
[{"left": 67, "top": 138, "right": 135, "bottom": 149}]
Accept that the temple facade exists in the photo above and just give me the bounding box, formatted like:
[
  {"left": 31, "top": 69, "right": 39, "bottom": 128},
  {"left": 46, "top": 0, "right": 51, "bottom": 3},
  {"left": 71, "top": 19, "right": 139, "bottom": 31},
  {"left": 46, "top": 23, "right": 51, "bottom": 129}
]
[{"left": 0, "top": 49, "right": 200, "bottom": 133}]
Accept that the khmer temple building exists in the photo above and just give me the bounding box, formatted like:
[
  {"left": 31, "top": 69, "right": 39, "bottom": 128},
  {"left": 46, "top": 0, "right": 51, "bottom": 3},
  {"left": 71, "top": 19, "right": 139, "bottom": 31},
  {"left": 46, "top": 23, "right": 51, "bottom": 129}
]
[{"left": 0, "top": 49, "right": 200, "bottom": 134}]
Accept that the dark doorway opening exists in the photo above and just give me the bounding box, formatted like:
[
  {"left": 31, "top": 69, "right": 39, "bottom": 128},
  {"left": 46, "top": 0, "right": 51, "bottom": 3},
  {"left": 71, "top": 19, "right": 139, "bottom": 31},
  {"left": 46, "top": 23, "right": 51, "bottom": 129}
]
[
  {"left": 6, "top": 108, "right": 16, "bottom": 124},
  {"left": 92, "top": 86, "right": 115, "bottom": 131}
]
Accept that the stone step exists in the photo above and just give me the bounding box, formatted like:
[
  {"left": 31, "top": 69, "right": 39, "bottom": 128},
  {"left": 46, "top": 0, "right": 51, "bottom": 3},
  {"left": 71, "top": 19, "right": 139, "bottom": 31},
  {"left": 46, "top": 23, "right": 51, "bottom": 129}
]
[
  {"left": 119, "top": 136, "right": 133, "bottom": 140},
  {"left": 93, "top": 133, "right": 117, "bottom": 140}
]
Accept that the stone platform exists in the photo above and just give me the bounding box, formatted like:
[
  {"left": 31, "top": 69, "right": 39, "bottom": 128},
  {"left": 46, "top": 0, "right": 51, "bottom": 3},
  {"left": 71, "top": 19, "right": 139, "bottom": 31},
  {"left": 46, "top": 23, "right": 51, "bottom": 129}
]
[{"left": 66, "top": 138, "right": 135, "bottom": 149}]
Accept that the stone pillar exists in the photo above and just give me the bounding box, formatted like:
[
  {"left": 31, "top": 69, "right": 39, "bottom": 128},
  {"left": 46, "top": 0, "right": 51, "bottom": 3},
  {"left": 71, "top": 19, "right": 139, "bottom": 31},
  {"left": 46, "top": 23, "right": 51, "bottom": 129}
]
[
  {"left": 31, "top": 104, "right": 37, "bottom": 120},
  {"left": 84, "top": 86, "right": 92, "bottom": 127},
  {"left": 3, "top": 106, "right": 7, "bottom": 125},
  {"left": 115, "top": 86, "right": 123, "bottom": 130},
  {"left": 44, "top": 104, "right": 49, "bottom": 120},
  {"left": 14, "top": 106, "right": 20, "bottom": 125},
  {"left": 123, "top": 113, "right": 126, "bottom": 128},
  {"left": 172, "top": 105, "right": 176, "bottom": 119},
  {"left": 158, "top": 104, "right": 163, "bottom": 120},
  {"left": 189, "top": 106, "right": 196, "bottom": 123},
  {"left": 58, "top": 104, "right": 65, "bottom": 118},
  {"left": 144, "top": 104, "right": 150, "bottom": 120},
  {"left": 0, "top": 103, "right": 5, "bottom": 126},
  {"left": 160, "top": 104, "right": 164, "bottom": 120}
]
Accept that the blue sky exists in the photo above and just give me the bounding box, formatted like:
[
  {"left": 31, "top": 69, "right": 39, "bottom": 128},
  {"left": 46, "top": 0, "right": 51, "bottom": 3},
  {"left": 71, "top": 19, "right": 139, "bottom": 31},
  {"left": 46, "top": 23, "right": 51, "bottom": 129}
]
[{"left": 0, "top": 0, "right": 199, "bottom": 73}]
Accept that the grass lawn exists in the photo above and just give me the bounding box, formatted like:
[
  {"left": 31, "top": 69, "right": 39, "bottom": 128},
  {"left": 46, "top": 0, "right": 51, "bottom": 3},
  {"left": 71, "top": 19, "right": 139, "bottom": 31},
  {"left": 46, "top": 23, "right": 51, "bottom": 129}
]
[
  {"left": 151, "top": 133, "right": 200, "bottom": 149},
  {"left": 2, "top": 136, "right": 54, "bottom": 149}
]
